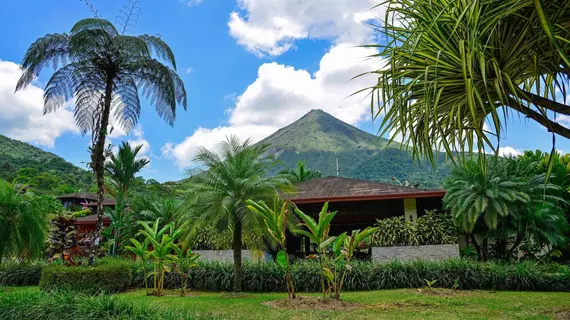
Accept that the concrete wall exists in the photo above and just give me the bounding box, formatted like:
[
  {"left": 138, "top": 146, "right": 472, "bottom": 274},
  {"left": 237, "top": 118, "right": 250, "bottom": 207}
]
[
  {"left": 371, "top": 244, "right": 459, "bottom": 262},
  {"left": 193, "top": 250, "right": 258, "bottom": 262}
]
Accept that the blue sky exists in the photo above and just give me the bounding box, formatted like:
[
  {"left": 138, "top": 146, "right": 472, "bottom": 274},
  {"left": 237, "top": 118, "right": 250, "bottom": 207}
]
[{"left": 0, "top": 0, "right": 568, "bottom": 182}]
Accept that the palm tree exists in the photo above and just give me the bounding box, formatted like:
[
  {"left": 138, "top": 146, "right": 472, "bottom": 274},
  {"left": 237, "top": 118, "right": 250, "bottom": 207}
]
[
  {"left": 104, "top": 141, "right": 149, "bottom": 254},
  {"left": 279, "top": 161, "right": 322, "bottom": 183},
  {"left": 443, "top": 159, "right": 529, "bottom": 259},
  {"left": 106, "top": 141, "right": 150, "bottom": 202},
  {"left": 188, "top": 136, "right": 291, "bottom": 292},
  {"left": 0, "top": 180, "right": 48, "bottom": 263},
  {"left": 16, "top": 18, "right": 187, "bottom": 262},
  {"left": 364, "top": 0, "right": 570, "bottom": 163}
]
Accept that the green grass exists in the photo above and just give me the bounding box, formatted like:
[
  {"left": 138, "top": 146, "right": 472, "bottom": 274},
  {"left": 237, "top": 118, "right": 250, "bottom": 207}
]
[{"left": 4, "top": 287, "right": 570, "bottom": 319}]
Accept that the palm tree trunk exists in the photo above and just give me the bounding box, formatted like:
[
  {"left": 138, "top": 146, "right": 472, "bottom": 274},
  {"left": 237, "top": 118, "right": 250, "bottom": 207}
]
[
  {"left": 88, "top": 75, "right": 114, "bottom": 265},
  {"left": 232, "top": 219, "right": 243, "bottom": 293}
]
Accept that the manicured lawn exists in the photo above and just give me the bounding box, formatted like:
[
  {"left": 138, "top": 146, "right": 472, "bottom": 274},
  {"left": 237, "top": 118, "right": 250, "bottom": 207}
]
[{"left": 5, "top": 287, "right": 570, "bottom": 319}]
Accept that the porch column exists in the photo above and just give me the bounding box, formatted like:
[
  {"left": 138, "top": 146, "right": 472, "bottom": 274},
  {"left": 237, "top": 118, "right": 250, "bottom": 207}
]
[{"left": 403, "top": 198, "right": 418, "bottom": 222}]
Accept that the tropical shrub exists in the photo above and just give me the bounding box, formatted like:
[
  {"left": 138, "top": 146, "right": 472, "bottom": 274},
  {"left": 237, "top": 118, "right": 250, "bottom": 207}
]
[
  {"left": 129, "top": 259, "right": 570, "bottom": 293},
  {"left": 0, "top": 290, "right": 214, "bottom": 320},
  {"left": 246, "top": 198, "right": 297, "bottom": 300},
  {"left": 0, "top": 180, "right": 49, "bottom": 263},
  {"left": 44, "top": 214, "right": 78, "bottom": 261},
  {"left": 126, "top": 219, "right": 188, "bottom": 296},
  {"left": 294, "top": 202, "right": 377, "bottom": 300},
  {"left": 371, "top": 210, "right": 457, "bottom": 247},
  {"left": 0, "top": 261, "right": 44, "bottom": 286},
  {"left": 39, "top": 258, "right": 132, "bottom": 293}
]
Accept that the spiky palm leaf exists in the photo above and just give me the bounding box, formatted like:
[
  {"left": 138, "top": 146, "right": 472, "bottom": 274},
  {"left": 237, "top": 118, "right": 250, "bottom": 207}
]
[{"left": 364, "top": 0, "right": 570, "bottom": 164}]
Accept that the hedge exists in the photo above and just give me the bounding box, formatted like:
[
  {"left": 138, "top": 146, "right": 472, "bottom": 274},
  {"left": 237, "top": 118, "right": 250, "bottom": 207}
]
[
  {"left": 132, "top": 259, "right": 570, "bottom": 292},
  {"left": 0, "top": 263, "right": 43, "bottom": 286},
  {"left": 5, "top": 258, "right": 570, "bottom": 293},
  {"left": 39, "top": 258, "right": 132, "bottom": 293},
  {"left": 0, "top": 290, "right": 217, "bottom": 320}
]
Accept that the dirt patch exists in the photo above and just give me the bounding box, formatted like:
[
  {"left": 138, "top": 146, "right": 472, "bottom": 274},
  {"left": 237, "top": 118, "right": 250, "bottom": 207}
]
[
  {"left": 370, "top": 301, "right": 438, "bottom": 310},
  {"left": 552, "top": 310, "right": 570, "bottom": 320},
  {"left": 263, "top": 296, "right": 361, "bottom": 311},
  {"left": 220, "top": 292, "right": 254, "bottom": 299},
  {"left": 410, "top": 288, "right": 471, "bottom": 297}
]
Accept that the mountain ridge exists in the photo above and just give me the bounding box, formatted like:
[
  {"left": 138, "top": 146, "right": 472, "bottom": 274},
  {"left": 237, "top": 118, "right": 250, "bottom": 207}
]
[{"left": 259, "top": 109, "right": 450, "bottom": 189}]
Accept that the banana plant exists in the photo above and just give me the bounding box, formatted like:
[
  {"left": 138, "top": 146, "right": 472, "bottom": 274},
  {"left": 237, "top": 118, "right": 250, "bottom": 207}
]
[
  {"left": 137, "top": 219, "right": 188, "bottom": 296},
  {"left": 294, "top": 202, "right": 337, "bottom": 300},
  {"left": 246, "top": 197, "right": 297, "bottom": 301},
  {"left": 172, "top": 244, "right": 200, "bottom": 297},
  {"left": 327, "top": 227, "right": 378, "bottom": 300},
  {"left": 125, "top": 238, "right": 151, "bottom": 295}
]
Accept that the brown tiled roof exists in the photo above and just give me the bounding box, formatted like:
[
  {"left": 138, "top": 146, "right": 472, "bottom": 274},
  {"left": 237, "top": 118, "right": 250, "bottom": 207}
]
[
  {"left": 75, "top": 214, "right": 111, "bottom": 225},
  {"left": 57, "top": 192, "right": 113, "bottom": 202},
  {"left": 288, "top": 176, "right": 445, "bottom": 204}
]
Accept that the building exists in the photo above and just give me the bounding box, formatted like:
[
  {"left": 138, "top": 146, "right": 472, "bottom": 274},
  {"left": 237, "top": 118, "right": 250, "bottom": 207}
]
[
  {"left": 287, "top": 176, "right": 446, "bottom": 255},
  {"left": 56, "top": 192, "right": 115, "bottom": 233}
]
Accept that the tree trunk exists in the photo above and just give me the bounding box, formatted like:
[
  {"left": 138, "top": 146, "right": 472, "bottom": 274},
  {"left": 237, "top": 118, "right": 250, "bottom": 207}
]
[
  {"left": 232, "top": 219, "right": 243, "bottom": 293},
  {"left": 88, "top": 75, "right": 114, "bottom": 266},
  {"left": 469, "top": 234, "right": 483, "bottom": 260}
]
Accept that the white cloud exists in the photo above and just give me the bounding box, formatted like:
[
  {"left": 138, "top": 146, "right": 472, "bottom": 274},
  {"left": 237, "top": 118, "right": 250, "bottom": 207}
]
[
  {"left": 185, "top": 67, "right": 193, "bottom": 74},
  {"left": 162, "top": 125, "right": 277, "bottom": 168},
  {"left": 163, "top": 43, "right": 385, "bottom": 168},
  {"left": 182, "top": 0, "right": 203, "bottom": 7},
  {"left": 228, "top": 0, "right": 381, "bottom": 56},
  {"left": 0, "top": 60, "right": 78, "bottom": 147},
  {"left": 498, "top": 146, "right": 523, "bottom": 157},
  {"left": 111, "top": 124, "right": 152, "bottom": 163}
]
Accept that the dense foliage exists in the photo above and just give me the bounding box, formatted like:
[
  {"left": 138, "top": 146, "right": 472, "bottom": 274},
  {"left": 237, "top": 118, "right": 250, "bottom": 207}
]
[
  {"left": 371, "top": 211, "right": 457, "bottom": 247},
  {"left": 39, "top": 258, "right": 132, "bottom": 293},
  {"left": 444, "top": 155, "right": 568, "bottom": 260},
  {"left": 0, "top": 290, "right": 214, "bottom": 320},
  {"left": 366, "top": 0, "right": 570, "bottom": 163},
  {"left": 0, "top": 180, "right": 51, "bottom": 262}
]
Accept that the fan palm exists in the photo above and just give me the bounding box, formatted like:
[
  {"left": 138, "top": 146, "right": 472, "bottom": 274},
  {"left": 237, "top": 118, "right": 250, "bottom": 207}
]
[
  {"left": 15, "top": 18, "right": 187, "bottom": 262},
  {"left": 0, "top": 180, "right": 48, "bottom": 263},
  {"left": 188, "top": 136, "right": 291, "bottom": 292},
  {"left": 279, "top": 161, "right": 322, "bottom": 183},
  {"left": 365, "top": 0, "right": 570, "bottom": 163}
]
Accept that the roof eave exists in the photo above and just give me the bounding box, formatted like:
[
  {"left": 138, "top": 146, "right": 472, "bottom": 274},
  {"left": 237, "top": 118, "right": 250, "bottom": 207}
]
[{"left": 290, "top": 190, "right": 446, "bottom": 204}]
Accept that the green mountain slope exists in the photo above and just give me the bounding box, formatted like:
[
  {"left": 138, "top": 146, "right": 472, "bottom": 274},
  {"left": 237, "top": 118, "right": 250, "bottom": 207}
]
[
  {"left": 0, "top": 134, "right": 93, "bottom": 193},
  {"left": 260, "top": 110, "right": 450, "bottom": 189}
]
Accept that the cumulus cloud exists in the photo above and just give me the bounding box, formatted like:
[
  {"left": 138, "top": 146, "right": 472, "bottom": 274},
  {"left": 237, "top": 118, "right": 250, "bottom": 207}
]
[
  {"left": 0, "top": 60, "right": 78, "bottom": 147},
  {"left": 498, "top": 146, "right": 523, "bottom": 157},
  {"left": 228, "top": 0, "right": 381, "bottom": 56},
  {"left": 163, "top": 43, "right": 385, "bottom": 168}
]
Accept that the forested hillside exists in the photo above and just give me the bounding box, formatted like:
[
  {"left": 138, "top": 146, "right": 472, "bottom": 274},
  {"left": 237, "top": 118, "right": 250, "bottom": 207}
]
[{"left": 0, "top": 134, "right": 94, "bottom": 193}]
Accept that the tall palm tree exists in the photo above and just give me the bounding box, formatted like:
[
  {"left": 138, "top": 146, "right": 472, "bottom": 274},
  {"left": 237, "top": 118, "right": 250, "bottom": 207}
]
[
  {"left": 279, "top": 161, "right": 322, "bottom": 183},
  {"left": 188, "top": 136, "right": 291, "bottom": 292},
  {"left": 0, "top": 180, "right": 48, "bottom": 263},
  {"left": 16, "top": 18, "right": 187, "bottom": 262},
  {"left": 364, "top": 0, "right": 570, "bottom": 163}
]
